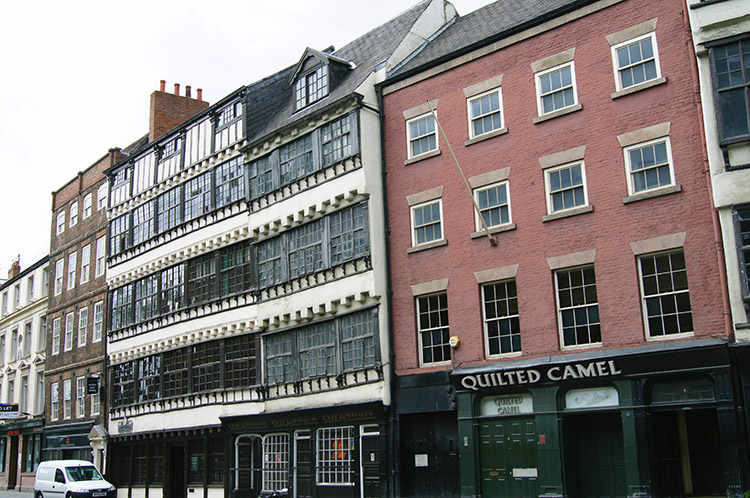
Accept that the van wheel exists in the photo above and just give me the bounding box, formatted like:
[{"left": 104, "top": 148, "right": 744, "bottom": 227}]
[{"left": 35, "top": 493, "right": 43, "bottom": 498}]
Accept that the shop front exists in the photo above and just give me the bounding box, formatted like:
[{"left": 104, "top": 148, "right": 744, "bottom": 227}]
[
  {"left": 454, "top": 339, "right": 746, "bottom": 498},
  {"left": 43, "top": 422, "right": 95, "bottom": 462},
  {"left": 222, "top": 402, "right": 386, "bottom": 498},
  {"left": 0, "top": 418, "right": 43, "bottom": 491}
]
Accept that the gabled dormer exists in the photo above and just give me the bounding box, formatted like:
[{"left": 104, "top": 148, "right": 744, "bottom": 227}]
[{"left": 290, "top": 47, "right": 353, "bottom": 112}]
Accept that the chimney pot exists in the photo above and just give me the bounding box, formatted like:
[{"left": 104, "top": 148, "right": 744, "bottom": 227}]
[
  {"left": 186, "top": 85, "right": 192, "bottom": 98},
  {"left": 174, "top": 83, "right": 180, "bottom": 95},
  {"left": 197, "top": 88, "right": 203, "bottom": 101},
  {"left": 160, "top": 80, "right": 166, "bottom": 92}
]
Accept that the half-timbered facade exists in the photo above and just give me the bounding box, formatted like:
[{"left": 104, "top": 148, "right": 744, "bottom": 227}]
[
  {"left": 0, "top": 257, "right": 48, "bottom": 491},
  {"left": 104, "top": 3, "right": 456, "bottom": 498}
]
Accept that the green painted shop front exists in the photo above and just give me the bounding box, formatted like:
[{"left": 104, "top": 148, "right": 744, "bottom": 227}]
[{"left": 454, "top": 340, "right": 747, "bottom": 498}]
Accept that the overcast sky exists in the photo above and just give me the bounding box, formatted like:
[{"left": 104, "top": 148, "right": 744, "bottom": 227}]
[{"left": 0, "top": 0, "right": 493, "bottom": 279}]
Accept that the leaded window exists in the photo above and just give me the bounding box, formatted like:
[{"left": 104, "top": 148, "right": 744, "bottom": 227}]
[
  {"left": 160, "top": 265, "right": 185, "bottom": 314},
  {"left": 639, "top": 250, "right": 693, "bottom": 338},
  {"left": 483, "top": 280, "right": 521, "bottom": 355},
  {"left": 258, "top": 237, "right": 284, "bottom": 289},
  {"left": 220, "top": 243, "right": 253, "bottom": 296},
  {"left": 188, "top": 440, "right": 205, "bottom": 485},
  {"left": 340, "top": 309, "right": 377, "bottom": 371},
  {"left": 249, "top": 155, "right": 276, "bottom": 199},
  {"left": 710, "top": 38, "right": 750, "bottom": 147},
  {"left": 157, "top": 186, "right": 182, "bottom": 233},
  {"left": 224, "top": 334, "right": 257, "bottom": 389},
  {"left": 135, "top": 274, "right": 159, "bottom": 323},
  {"left": 110, "top": 214, "right": 131, "bottom": 256},
  {"left": 192, "top": 341, "right": 222, "bottom": 392},
  {"left": 187, "top": 253, "right": 218, "bottom": 305},
  {"left": 265, "top": 332, "right": 294, "bottom": 385},
  {"left": 163, "top": 348, "right": 189, "bottom": 398},
  {"left": 112, "top": 362, "right": 134, "bottom": 408},
  {"left": 208, "top": 438, "right": 225, "bottom": 485},
  {"left": 298, "top": 321, "right": 336, "bottom": 379},
  {"left": 280, "top": 135, "right": 314, "bottom": 185},
  {"left": 111, "top": 284, "right": 134, "bottom": 331},
  {"left": 295, "top": 65, "right": 329, "bottom": 110},
  {"left": 133, "top": 201, "right": 155, "bottom": 245},
  {"left": 184, "top": 172, "right": 213, "bottom": 221},
  {"left": 735, "top": 208, "right": 750, "bottom": 313},
  {"left": 330, "top": 203, "right": 368, "bottom": 265},
  {"left": 555, "top": 266, "right": 601, "bottom": 347},
  {"left": 137, "top": 356, "right": 160, "bottom": 403},
  {"left": 289, "top": 219, "right": 324, "bottom": 279},
  {"left": 321, "top": 114, "right": 352, "bottom": 166},
  {"left": 215, "top": 157, "right": 246, "bottom": 208},
  {"left": 417, "top": 293, "right": 451, "bottom": 365}
]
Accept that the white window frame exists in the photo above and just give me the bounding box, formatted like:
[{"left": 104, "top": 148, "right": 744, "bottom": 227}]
[
  {"left": 83, "top": 193, "right": 93, "bottom": 219},
  {"left": 97, "top": 183, "right": 108, "bottom": 211},
  {"left": 56, "top": 211, "right": 65, "bottom": 235},
  {"left": 63, "top": 379, "right": 71, "bottom": 419},
  {"left": 624, "top": 137, "right": 675, "bottom": 196},
  {"left": 638, "top": 250, "right": 694, "bottom": 340},
  {"left": 467, "top": 88, "right": 504, "bottom": 139},
  {"left": 535, "top": 61, "right": 578, "bottom": 117},
  {"left": 80, "top": 244, "right": 91, "bottom": 284},
  {"left": 416, "top": 291, "right": 451, "bottom": 367},
  {"left": 51, "top": 382, "right": 59, "bottom": 421},
  {"left": 64, "top": 313, "right": 74, "bottom": 351},
  {"left": 76, "top": 377, "right": 85, "bottom": 418},
  {"left": 262, "top": 433, "right": 290, "bottom": 491},
  {"left": 554, "top": 265, "right": 602, "bottom": 349},
  {"left": 78, "top": 307, "right": 87, "bottom": 347},
  {"left": 93, "top": 301, "right": 103, "bottom": 343},
  {"left": 406, "top": 113, "right": 438, "bottom": 159},
  {"left": 67, "top": 252, "right": 76, "bottom": 290},
  {"left": 54, "top": 259, "right": 64, "bottom": 296},
  {"left": 473, "top": 181, "right": 512, "bottom": 231},
  {"left": 52, "top": 318, "right": 61, "bottom": 355},
  {"left": 316, "top": 426, "right": 354, "bottom": 485},
  {"left": 482, "top": 279, "right": 522, "bottom": 357},
  {"left": 95, "top": 236, "right": 106, "bottom": 277},
  {"left": 611, "top": 32, "right": 662, "bottom": 93},
  {"left": 69, "top": 201, "right": 78, "bottom": 227},
  {"left": 544, "top": 161, "right": 589, "bottom": 215},
  {"left": 410, "top": 199, "right": 444, "bottom": 247}
]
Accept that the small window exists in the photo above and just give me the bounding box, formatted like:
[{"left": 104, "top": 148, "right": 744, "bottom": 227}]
[
  {"left": 544, "top": 162, "right": 588, "bottom": 214},
  {"left": 76, "top": 377, "right": 85, "bottom": 418},
  {"left": 624, "top": 138, "right": 674, "bottom": 195},
  {"left": 638, "top": 250, "right": 693, "bottom": 339},
  {"left": 67, "top": 253, "right": 76, "bottom": 290},
  {"left": 78, "top": 307, "right": 87, "bottom": 347},
  {"left": 50, "top": 383, "right": 59, "bottom": 420},
  {"left": 63, "top": 379, "right": 71, "bottom": 419},
  {"left": 97, "top": 183, "right": 108, "bottom": 211},
  {"left": 82, "top": 194, "right": 93, "bottom": 219},
  {"left": 69, "top": 202, "right": 78, "bottom": 227},
  {"left": 535, "top": 62, "right": 578, "bottom": 116},
  {"left": 295, "top": 65, "right": 329, "bottom": 110},
  {"left": 80, "top": 244, "right": 91, "bottom": 284},
  {"left": 612, "top": 33, "right": 661, "bottom": 92},
  {"left": 411, "top": 200, "right": 443, "bottom": 247},
  {"left": 54, "top": 259, "right": 64, "bottom": 296},
  {"left": 468, "top": 88, "right": 504, "bottom": 138},
  {"left": 52, "top": 318, "right": 61, "bottom": 355},
  {"left": 709, "top": 38, "right": 750, "bottom": 155},
  {"left": 95, "top": 237, "right": 106, "bottom": 277},
  {"left": 555, "top": 266, "right": 601, "bottom": 348},
  {"left": 474, "top": 182, "right": 511, "bottom": 231},
  {"left": 407, "top": 113, "right": 438, "bottom": 159},
  {"left": 483, "top": 280, "right": 521, "bottom": 356},
  {"left": 64, "top": 313, "right": 74, "bottom": 351},
  {"left": 93, "top": 301, "right": 104, "bottom": 342},
  {"left": 417, "top": 292, "right": 451, "bottom": 365},
  {"left": 56, "top": 211, "right": 65, "bottom": 235}
]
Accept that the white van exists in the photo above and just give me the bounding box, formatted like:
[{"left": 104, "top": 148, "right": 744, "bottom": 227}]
[{"left": 34, "top": 460, "right": 116, "bottom": 498}]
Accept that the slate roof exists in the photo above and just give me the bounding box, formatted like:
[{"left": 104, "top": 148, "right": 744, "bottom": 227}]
[
  {"left": 244, "top": 0, "right": 434, "bottom": 145},
  {"left": 388, "top": 0, "right": 597, "bottom": 80}
]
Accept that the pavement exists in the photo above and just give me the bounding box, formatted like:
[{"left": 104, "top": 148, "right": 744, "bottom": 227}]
[{"left": 0, "top": 490, "right": 33, "bottom": 498}]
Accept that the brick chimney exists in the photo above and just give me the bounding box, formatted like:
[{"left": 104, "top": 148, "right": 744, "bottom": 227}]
[
  {"left": 149, "top": 80, "right": 209, "bottom": 142},
  {"left": 7, "top": 259, "right": 20, "bottom": 280}
]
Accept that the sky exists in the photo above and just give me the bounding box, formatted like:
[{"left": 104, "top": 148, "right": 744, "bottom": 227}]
[{"left": 0, "top": 0, "right": 494, "bottom": 279}]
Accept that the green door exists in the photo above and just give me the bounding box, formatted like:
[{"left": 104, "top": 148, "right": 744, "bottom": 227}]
[{"left": 479, "top": 417, "right": 538, "bottom": 498}]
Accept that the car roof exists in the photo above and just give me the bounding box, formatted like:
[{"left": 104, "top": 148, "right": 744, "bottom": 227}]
[{"left": 39, "top": 460, "right": 96, "bottom": 467}]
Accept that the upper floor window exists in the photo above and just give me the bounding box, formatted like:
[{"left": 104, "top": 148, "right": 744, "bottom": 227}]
[
  {"left": 625, "top": 138, "right": 674, "bottom": 195},
  {"left": 217, "top": 103, "right": 242, "bottom": 129},
  {"left": 710, "top": 38, "right": 750, "bottom": 151},
  {"left": 69, "top": 202, "right": 78, "bottom": 227},
  {"left": 536, "top": 62, "right": 577, "bottom": 116},
  {"left": 295, "top": 65, "right": 328, "bottom": 111},
  {"left": 83, "top": 194, "right": 93, "bottom": 219},
  {"left": 555, "top": 266, "right": 601, "bottom": 348},
  {"left": 468, "top": 88, "right": 504, "bottom": 139},
  {"left": 97, "top": 183, "right": 108, "bottom": 211},
  {"left": 56, "top": 211, "right": 65, "bottom": 235},
  {"left": 407, "top": 114, "right": 438, "bottom": 159},
  {"left": 735, "top": 208, "right": 750, "bottom": 318},
  {"left": 612, "top": 33, "right": 661, "bottom": 91},
  {"left": 54, "top": 259, "right": 64, "bottom": 296},
  {"left": 411, "top": 200, "right": 443, "bottom": 247},
  {"left": 638, "top": 250, "right": 693, "bottom": 339},
  {"left": 545, "top": 162, "right": 588, "bottom": 214},
  {"left": 474, "top": 181, "right": 511, "bottom": 231},
  {"left": 483, "top": 280, "right": 521, "bottom": 356},
  {"left": 416, "top": 292, "right": 451, "bottom": 366}
]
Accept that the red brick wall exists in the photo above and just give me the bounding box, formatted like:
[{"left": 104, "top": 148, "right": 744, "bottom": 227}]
[{"left": 383, "top": 0, "right": 724, "bottom": 376}]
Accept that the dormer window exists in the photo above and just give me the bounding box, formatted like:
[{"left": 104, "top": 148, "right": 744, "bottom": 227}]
[
  {"left": 295, "top": 65, "right": 328, "bottom": 111},
  {"left": 217, "top": 102, "right": 242, "bottom": 128}
]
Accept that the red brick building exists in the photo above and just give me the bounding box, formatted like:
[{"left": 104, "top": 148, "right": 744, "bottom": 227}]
[{"left": 380, "top": 0, "right": 746, "bottom": 496}]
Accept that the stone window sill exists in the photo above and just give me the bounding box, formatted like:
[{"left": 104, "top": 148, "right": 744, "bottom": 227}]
[
  {"left": 533, "top": 104, "right": 583, "bottom": 124},
  {"left": 407, "top": 239, "right": 448, "bottom": 254},
  {"left": 611, "top": 77, "right": 667, "bottom": 99},
  {"left": 465, "top": 127, "right": 508, "bottom": 147},
  {"left": 470, "top": 223, "right": 516, "bottom": 239},
  {"left": 542, "top": 205, "right": 593, "bottom": 223},
  {"left": 405, "top": 149, "right": 441, "bottom": 166},
  {"left": 622, "top": 184, "right": 682, "bottom": 204}
]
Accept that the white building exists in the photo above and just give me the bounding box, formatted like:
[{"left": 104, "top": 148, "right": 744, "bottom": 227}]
[
  {"left": 0, "top": 257, "right": 49, "bottom": 491},
  {"left": 103, "top": 2, "right": 455, "bottom": 497}
]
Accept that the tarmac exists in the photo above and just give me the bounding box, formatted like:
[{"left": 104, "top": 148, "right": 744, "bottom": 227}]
[{"left": 0, "top": 490, "right": 33, "bottom": 498}]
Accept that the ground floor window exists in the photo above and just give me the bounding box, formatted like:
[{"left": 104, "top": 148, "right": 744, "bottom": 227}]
[
  {"left": 262, "top": 434, "right": 289, "bottom": 492},
  {"left": 23, "top": 434, "right": 42, "bottom": 472},
  {"left": 316, "top": 426, "right": 354, "bottom": 485}
]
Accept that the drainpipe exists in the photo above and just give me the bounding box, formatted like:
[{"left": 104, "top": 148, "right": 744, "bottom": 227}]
[
  {"left": 682, "top": 0, "right": 732, "bottom": 338},
  {"left": 376, "top": 82, "right": 398, "bottom": 498}
]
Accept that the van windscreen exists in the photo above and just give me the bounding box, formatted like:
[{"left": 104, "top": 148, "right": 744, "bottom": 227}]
[{"left": 65, "top": 466, "right": 103, "bottom": 482}]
